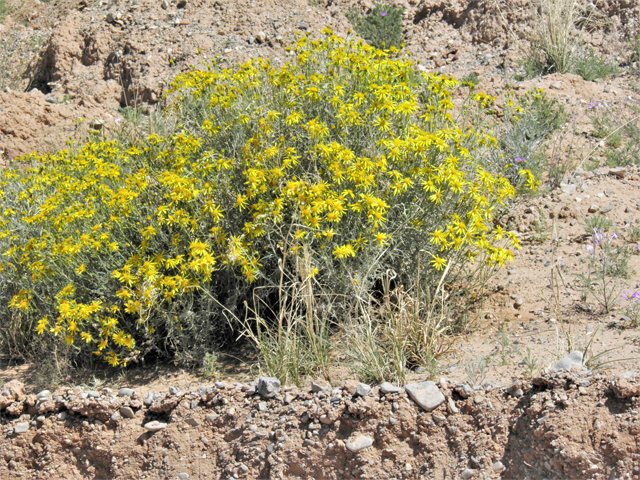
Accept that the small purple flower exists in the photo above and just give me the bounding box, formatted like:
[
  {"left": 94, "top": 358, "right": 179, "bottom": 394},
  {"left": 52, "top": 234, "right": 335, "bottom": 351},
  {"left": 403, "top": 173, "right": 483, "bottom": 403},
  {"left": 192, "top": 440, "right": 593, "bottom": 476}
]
[
  {"left": 381, "top": 12, "right": 387, "bottom": 17},
  {"left": 586, "top": 102, "right": 599, "bottom": 109},
  {"left": 586, "top": 245, "right": 594, "bottom": 254},
  {"left": 514, "top": 157, "right": 525, "bottom": 163},
  {"left": 622, "top": 290, "right": 640, "bottom": 300},
  {"left": 611, "top": 232, "right": 618, "bottom": 240},
  {"left": 592, "top": 228, "right": 604, "bottom": 245}
]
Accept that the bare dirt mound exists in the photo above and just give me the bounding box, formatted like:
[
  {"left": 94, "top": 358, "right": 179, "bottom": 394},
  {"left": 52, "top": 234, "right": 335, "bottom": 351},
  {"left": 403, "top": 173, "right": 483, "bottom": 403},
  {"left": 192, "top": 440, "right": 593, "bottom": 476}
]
[{"left": 0, "top": 371, "right": 639, "bottom": 479}]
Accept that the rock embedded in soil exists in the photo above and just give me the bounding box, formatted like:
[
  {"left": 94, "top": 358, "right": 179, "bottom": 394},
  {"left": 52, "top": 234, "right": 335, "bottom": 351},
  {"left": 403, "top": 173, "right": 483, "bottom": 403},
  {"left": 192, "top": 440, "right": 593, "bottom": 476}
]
[
  {"left": 379, "top": 382, "right": 402, "bottom": 394},
  {"left": 461, "top": 468, "right": 476, "bottom": 479},
  {"left": 345, "top": 435, "right": 373, "bottom": 452},
  {"left": 36, "top": 390, "right": 50, "bottom": 401},
  {"left": 118, "top": 388, "right": 134, "bottom": 397},
  {"left": 119, "top": 406, "right": 135, "bottom": 419},
  {"left": 355, "top": 383, "right": 371, "bottom": 397},
  {"left": 609, "top": 166, "right": 627, "bottom": 178},
  {"left": 311, "top": 381, "right": 330, "bottom": 393},
  {"left": 14, "top": 423, "right": 29, "bottom": 434},
  {"left": 405, "top": 381, "right": 446, "bottom": 412},
  {"left": 257, "top": 377, "right": 281, "bottom": 399},
  {"left": 143, "top": 420, "right": 167, "bottom": 432},
  {"left": 551, "top": 351, "right": 583, "bottom": 372}
]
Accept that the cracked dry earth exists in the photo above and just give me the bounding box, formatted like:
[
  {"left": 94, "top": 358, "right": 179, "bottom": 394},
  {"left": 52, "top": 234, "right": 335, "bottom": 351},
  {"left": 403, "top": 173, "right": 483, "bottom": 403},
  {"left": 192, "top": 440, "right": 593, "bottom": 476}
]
[{"left": 3, "top": 0, "right": 640, "bottom": 478}]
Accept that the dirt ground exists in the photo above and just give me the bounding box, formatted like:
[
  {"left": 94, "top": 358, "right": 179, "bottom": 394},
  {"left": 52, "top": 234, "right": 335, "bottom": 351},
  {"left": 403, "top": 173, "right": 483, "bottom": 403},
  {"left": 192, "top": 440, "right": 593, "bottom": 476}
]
[{"left": 2, "top": 0, "right": 640, "bottom": 478}]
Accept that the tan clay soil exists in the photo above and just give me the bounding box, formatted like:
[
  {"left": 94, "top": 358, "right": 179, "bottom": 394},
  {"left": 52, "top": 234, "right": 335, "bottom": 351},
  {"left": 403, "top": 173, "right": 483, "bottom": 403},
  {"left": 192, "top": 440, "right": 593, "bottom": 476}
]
[{"left": 2, "top": 0, "right": 640, "bottom": 478}]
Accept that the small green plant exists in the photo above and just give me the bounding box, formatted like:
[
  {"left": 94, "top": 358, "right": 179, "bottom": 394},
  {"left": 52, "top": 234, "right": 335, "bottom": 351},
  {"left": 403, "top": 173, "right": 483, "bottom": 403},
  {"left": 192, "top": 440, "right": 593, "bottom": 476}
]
[
  {"left": 531, "top": 207, "right": 550, "bottom": 242},
  {"left": 583, "top": 214, "right": 613, "bottom": 234},
  {"left": 621, "top": 290, "right": 640, "bottom": 327},
  {"left": 493, "top": 88, "right": 566, "bottom": 191},
  {"left": 573, "top": 48, "right": 619, "bottom": 82},
  {"left": 461, "top": 72, "right": 481, "bottom": 88},
  {"left": 466, "top": 355, "right": 491, "bottom": 387},
  {"left": 576, "top": 229, "right": 632, "bottom": 313},
  {"left": 347, "top": 2, "right": 404, "bottom": 50},
  {"left": 590, "top": 103, "right": 640, "bottom": 168},
  {"left": 202, "top": 352, "right": 220, "bottom": 379},
  {"left": 493, "top": 323, "right": 519, "bottom": 366},
  {"left": 582, "top": 326, "right": 634, "bottom": 371},
  {"left": 628, "top": 226, "right": 640, "bottom": 244},
  {"left": 589, "top": 104, "right": 623, "bottom": 148},
  {"left": 0, "top": 0, "right": 12, "bottom": 21},
  {"left": 627, "top": 34, "right": 640, "bottom": 71},
  {"left": 521, "top": 347, "right": 541, "bottom": 377}
]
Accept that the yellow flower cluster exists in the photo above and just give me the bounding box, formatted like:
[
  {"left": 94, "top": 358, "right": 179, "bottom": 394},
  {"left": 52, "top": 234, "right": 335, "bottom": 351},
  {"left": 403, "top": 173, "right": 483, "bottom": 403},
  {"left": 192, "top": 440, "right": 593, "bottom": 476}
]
[{"left": 0, "top": 28, "right": 529, "bottom": 366}]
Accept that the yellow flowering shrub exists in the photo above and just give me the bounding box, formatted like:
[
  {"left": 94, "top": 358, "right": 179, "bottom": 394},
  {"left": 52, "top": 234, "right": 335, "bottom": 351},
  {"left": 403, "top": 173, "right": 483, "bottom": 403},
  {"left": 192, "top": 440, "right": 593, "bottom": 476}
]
[{"left": 0, "top": 28, "right": 530, "bottom": 366}]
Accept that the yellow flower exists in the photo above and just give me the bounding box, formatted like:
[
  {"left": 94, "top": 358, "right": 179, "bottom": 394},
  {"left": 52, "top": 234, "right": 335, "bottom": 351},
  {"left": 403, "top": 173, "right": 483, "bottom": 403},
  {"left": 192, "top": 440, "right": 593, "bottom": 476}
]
[
  {"left": 374, "top": 232, "right": 388, "bottom": 247},
  {"left": 333, "top": 244, "right": 355, "bottom": 259},
  {"left": 431, "top": 256, "right": 446, "bottom": 270},
  {"left": 36, "top": 317, "right": 48, "bottom": 335}
]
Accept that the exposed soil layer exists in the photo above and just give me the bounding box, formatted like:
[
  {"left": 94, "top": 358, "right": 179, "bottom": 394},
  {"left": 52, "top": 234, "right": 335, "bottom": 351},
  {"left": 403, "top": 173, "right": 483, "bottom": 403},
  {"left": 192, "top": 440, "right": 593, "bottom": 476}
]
[{"left": 0, "top": 372, "right": 640, "bottom": 480}]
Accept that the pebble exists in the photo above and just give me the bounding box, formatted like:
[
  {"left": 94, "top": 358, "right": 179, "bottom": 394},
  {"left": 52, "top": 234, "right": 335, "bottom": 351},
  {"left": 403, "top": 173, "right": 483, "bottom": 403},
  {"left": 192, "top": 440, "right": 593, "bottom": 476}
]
[
  {"left": 258, "top": 402, "right": 267, "bottom": 412},
  {"left": 169, "top": 386, "right": 180, "bottom": 395},
  {"left": 119, "top": 406, "right": 135, "bottom": 419},
  {"left": 185, "top": 417, "right": 200, "bottom": 427},
  {"left": 205, "top": 414, "right": 217, "bottom": 423},
  {"left": 215, "top": 382, "right": 226, "bottom": 389},
  {"left": 178, "top": 474, "right": 189, "bottom": 480},
  {"left": 110, "top": 412, "right": 121, "bottom": 422},
  {"left": 345, "top": 435, "right": 373, "bottom": 452},
  {"left": 311, "top": 381, "right": 330, "bottom": 393},
  {"left": 551, "top": 351, "right": 583, "bottom": 372},
  {"left": 514, "top": 297, "right": 524, "bottom": 309},
  {"left": 14, "top": 422, "right": 29, "bottom": 434},
  {"left": 257, "top": 377, "right": 281, "bottom": 398},
  {"left": 355, "top": 383, "right": 371, "bottom": 397},
  {"left": 609, "top": 166, "right": 627, "bottom": 178},
  {"left": 588, "top": 204, "right": 599, "bottom": 213},
  {"left": 493, "top": 461, "right": 505, "bottom": 472},
  {"left": 461, "top": 468, "right": 476, "bottom": 479},
  {"left": 36, "top": 390, "right": 51, "bottom": 401},
  {"left": 405, "top": 381, "right": 446, "bottom": 411},
  {"left": 144, "top": 420, "right": 167, "bottom": 432},
  {"left": 379, "top": 382, "right": 402, "bottom": 394},
  {"left": 255, "top": 31, "right": 267, "bottom": 43},
  {"left": 448, "top": 397, "right": 459, "bottom": 414},
  {"left": 432, "top": 414, "right": 445, "bottom": 426},
  {"left": 118, "top": 388, "right": 134, "bottom": 397}
]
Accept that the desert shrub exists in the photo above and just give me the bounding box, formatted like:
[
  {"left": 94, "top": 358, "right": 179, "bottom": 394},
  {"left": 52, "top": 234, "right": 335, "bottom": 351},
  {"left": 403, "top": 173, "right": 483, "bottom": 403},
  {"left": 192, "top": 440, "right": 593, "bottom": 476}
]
[
  {"left": 518, "top": 0, "right": 615, "bottom": 81},
  {"left": 0, "top": 29, "right": 530, "bottom": 369},
  {"left": 347, "top": 2, "right": 404, "bottom": 50},
  {"left": 492, "top": 89, "right": 565, "bottom": 191},
  {"left": 587, "top": 102, "right": 640, "bottom": 167},
  {"left": 573, "top": 48, "right": 619, "bottom": 81}
]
